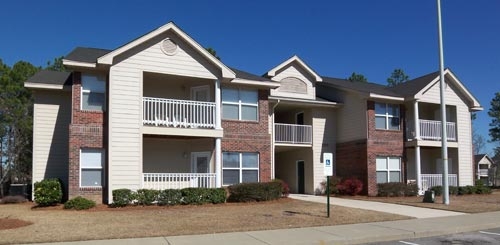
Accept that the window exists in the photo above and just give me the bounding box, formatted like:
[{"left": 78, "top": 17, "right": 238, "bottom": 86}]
[
  {"left": 222, "top": 88, "right": 258, "bottom": 121},
  {"left": 81, "top": 74, "right": 106, "bottom": 111},
  {"left": 222, "top": 152, "right": 259, "bottom": 185},
  {"left": 376, "top": 157, "right": 401, "bottom": 183},
  {"left": 375, "top": 102, "right": 400, "bottom": 130},
  {"left": 80, "top": 149, "right": 104, "bottom": 187}
]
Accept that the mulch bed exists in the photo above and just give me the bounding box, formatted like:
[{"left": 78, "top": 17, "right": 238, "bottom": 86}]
[{"left": 0, "top": 218, "right": 33, "bottom": 230}]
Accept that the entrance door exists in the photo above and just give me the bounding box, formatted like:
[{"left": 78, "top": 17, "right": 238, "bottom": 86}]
[
  {"left": 191, "top": 152, "right": 211, "bottom": 187},
  {"left": 191, "top": 85, "right": 210, "bottom": 102},
  {"left": 296, "top": 112, "right": 304, "bottom": 125},
  {"left": 297, "top": 160, "right": 305, "bottom": 194}
]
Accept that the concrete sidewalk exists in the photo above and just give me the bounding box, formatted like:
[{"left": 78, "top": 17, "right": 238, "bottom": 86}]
[
  {"left": 35, "top": 211, "right": 500, "bottom": 245},
  {"left": 289, "top": 194, "right": 465, "bottom": 218}
]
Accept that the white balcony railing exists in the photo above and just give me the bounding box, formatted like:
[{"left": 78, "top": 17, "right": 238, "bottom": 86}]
[
  {"left": 143, "top": 173, "right": 216, "bottom": 190},
  {"left": 420, "top": 174, "right": 458, "bottom": 191},
  {"left": 406, "top": 119, "right": 457, "bottom": 141},
  {"left": 478, "top": 169, "right": 489, "bottom": 176},
  {"left": 143, "top": 97, "right": 216, "bottom": 129},
  {"left": 275, "top": 123, "right": 312, "bottom": 144}
]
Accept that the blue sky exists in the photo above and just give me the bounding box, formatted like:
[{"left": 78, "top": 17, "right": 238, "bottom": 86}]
[{"left": 2, "top": 1, "right": 499, "bottom": 154}]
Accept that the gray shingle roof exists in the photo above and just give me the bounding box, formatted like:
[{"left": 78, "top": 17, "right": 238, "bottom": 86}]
[
  {"left": 320, "top": 76, "right": 402, "bottom": 97},
  {"left": 389, "top": 71, "right": 440, "bottom": 97},
  {"left": 230, "top": 67, "right": 272, "bottom": 82},
  {"left": 25, "top": 70, "right": 72, "bottom": 86},
  {"left": 64, "top": 47, "right": 111, "bottom": 63}
]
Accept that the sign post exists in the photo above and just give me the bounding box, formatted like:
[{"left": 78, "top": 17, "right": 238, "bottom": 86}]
[{"left": 323, "top": 153, "right": 333, "bottom": 218}]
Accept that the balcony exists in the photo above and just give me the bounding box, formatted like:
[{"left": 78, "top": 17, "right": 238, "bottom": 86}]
[
  {"left": 420, "top": 174, "right": 458, "bottom": 191},
  {"left": 143, "top": 97, "right": 216, "bottom": 129},
  {"left": 142, "top": 173, "right": 216, "bottom": 190},
  {"left": 478, "top": 169, "right": 489, "bottom": 176},
  {"left": 275, "top": 123, "right": 312, "bottom": 145},
  {"left": 406, "top": 119, "right": 457, "bottom": 141}
]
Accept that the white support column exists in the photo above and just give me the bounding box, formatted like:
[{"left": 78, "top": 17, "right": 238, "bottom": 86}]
[
  {"left": 215, "top": 138, "right": 222, "bottom": 187},
  {"left": 215, "top": 79, "right": 222, "bottom": 130},
  {"left": 414, "top": 101, "right": 422, "bottom": 193},
  {"left": 414, "top": 101, "right": 420, "bottom": 140}
]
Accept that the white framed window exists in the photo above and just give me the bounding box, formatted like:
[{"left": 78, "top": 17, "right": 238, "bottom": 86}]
[
  {"left": 222, "top": 88, "right": 258, "bottom": 121},
  {"left": 376, "top": 157, "right": 401, "bottom": 183},
  {"left": 81, "top": 74, "right": 106, "bottom": 111},
  {"left": 80, "top": 148, "right": 104, "bottom": 187},
  {"left": 375, "top": 102, "right": 400, "bottom": 130},
  {"left": 222, "top": 152, "right": 259, "bottom": 185}
]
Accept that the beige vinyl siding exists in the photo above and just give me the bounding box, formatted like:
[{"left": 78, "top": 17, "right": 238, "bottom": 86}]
[
  {"left": 114, "top": 30, "right": 218, "bottom": 80},
  {"left": 32, "top": 91, "right": 71, "bottom": 187},
  {"left": 270, "top": 65, "right": 316, "bottom": 100},
  {"left": 108, "top": 31, "right": 221, "bottom": 200},
  {"left": 419, "top": 81, "right": 474, "bottom": 186},
  {"left": 143, "top": 137, "right": 214, "bottom": 173},
  {"left": 336, "top": 92, "right": 367, "bottom": 143},
  {"left": 312, "top": 108, "right": 336, "bottom": 193}
]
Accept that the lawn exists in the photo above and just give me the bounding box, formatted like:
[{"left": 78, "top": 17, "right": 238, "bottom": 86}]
[
  {"left": 346, "top": 190, "right": 500, "bottom": 213},
  {"left": 0, "top": 198, "right": 408, "bottom": 244}
]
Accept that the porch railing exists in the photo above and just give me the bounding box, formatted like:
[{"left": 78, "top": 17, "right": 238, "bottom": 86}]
[
  {"left": 275, "top": 123, "right": 312, "bottom": 144},
  {"left": 478, "top": 169, "right": 489, "bottom": 176},
  {"left": 406, "top": 119, "right": 457, "bottom": 141},
  {"left": 420, "top": 174, "right": 457, "bottom": 191},
  {"left": 142, "top": 173, "right": 216, "bottom": 190},
  {"left": 143, "top": 97, "right": 216, "bottom": 129}
]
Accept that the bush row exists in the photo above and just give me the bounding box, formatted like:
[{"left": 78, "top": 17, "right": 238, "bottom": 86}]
[
  {"left": 320, "top": 177, "right": 363, "bottom": 196},
  {"left": 430, "top": 184, "right": 491, "bottom": 196},
  {"left": 227, "top": 180, "right": 288, "bottom": 202},
  {"left": 377, "top": 183, "right": 418, "bottom": 197},
  {"left": 112, "top": 188, "right": 226, "bottom": 207}
]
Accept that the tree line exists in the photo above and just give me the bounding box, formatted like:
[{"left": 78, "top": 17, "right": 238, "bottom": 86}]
[{"left": 0, "top": 57, "right": 64, "bottom": 196}]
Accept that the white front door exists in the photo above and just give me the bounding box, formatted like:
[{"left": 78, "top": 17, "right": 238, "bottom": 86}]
[{"left": 191, "top": 152, "right": 211, "bottom": 173}]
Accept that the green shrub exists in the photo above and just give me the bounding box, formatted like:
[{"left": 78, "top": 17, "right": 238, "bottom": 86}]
[
  {"left": 112, "top": 189, "right": 135, "bottom": 207},
  {"left": 337, "top": 177, "right": 363, "bottom": 196},
  {"left": 206, "top": 188, "right": 226, "bottom": 204},
  {"left": 34, "top": 178, "right": 63, "bottom": 206},
  {"left": 430, "top": 186, "right": 443, "bottom": 196},
  {"left": 320, "top": 176, "right": 342, "bottom": 195},
  {"left": 64, "top": 196, "right": 96, "bottom": 210},
  {"left": 157, "top": 189, "right": 182, "bottom": 206},
  {"left": 449, "top": 186, "right": 458, "bottom": 195},
  {"left": 377, "top": 182, "right": 418, "bottom": 197},
  {"left": 181, "top": 188, "right": 207, "bottom": 205},
  {"left": 475, "top": 185, "right": 492, "bottom": 194},
  {"left": 136, "top": 189, "right": 159, "bottom": 206},
  {"left": 458, "top": 185, "right": 474, "bottom": 195},
  {"left": 227, "top": 182, "right": 282, "bottom": 202}
]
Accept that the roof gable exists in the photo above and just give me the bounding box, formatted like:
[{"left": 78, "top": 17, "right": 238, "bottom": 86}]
[
  {"left": 413, "top": 69, "right": 482, "bottom": 110},
  {"left": 267, "top": 55, "right": 322, "bottom": 82}
]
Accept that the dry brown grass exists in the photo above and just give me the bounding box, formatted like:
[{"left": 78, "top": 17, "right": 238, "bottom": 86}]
[
  {"left": 346, "top": 190, "right": 500, "bottom": 213},
  {"left": 0, "top": 198, "right": 409, "bottom": 244}
]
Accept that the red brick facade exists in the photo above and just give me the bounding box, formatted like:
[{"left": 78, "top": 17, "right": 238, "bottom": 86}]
[
  {"left": 68, "top": 72, "right": 106, "bottom": 203},
  {"left": 336, "top": 101, "right": 405, "bottom": 196},
  {"left": 221, "top": 89, "right": 272, "bottom": 182}
]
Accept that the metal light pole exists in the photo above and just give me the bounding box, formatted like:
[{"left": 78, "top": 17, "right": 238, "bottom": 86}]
[{"left": 437, "top": 0, "right": 450, "bottom": 205}]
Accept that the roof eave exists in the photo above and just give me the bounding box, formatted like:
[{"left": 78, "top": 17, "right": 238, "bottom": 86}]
[
  {"left": 62, "top": 59, "right": 97, "bottom": 68},
  {"left": 369, "top": 93, "right": 404, "bottom": 102},
  {"left": 25, "top": 82, "right": 70, "bottom": 91},
  {"left": 230, "top": 78, "right": 280, "bottom": 88}
]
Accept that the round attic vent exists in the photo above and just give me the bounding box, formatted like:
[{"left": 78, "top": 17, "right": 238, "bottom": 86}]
[{"left": 161, "top": 38, "right": 178, "bottom": 55}]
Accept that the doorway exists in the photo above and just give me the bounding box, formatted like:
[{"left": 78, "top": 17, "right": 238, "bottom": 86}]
[
  {"left": 297, "top": 160, "right": 305, "bottom": 194},
  {"left": 191, "top": 152, "right": 211, "bottom": 173},
  {"left": 296, "top": 112, "right": 304, "bottom": 125}
]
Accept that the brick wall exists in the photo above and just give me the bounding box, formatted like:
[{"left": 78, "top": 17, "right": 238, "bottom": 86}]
[
  {"left": 221, "top": 89, "right": 272, "bottom": 182},
  {"left": 68, "top": 72, "right": 106, "bottom": 203},
  {"left": 336, "top": 139, "right": 368, "bottom": 193},
  {"left": 366, "top": 101, "right": 405, "bottom": 196}
]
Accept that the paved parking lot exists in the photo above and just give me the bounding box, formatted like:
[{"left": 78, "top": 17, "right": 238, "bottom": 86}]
[{"left": 367, "top": 227, "right": 500, "bottom": 245}]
